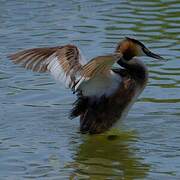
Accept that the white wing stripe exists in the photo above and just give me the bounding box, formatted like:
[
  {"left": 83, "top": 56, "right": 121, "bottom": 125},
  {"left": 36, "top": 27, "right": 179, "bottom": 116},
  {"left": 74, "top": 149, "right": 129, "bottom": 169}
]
[{"left": 47, "top": 55, "right": 71, "bottom": 88}]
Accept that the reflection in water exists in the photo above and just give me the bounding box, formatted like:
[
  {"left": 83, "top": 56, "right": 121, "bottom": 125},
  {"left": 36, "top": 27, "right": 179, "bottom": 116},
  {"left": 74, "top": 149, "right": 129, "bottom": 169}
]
[{"left": 70, "top": 130, "right": 150, "bottom": 179}]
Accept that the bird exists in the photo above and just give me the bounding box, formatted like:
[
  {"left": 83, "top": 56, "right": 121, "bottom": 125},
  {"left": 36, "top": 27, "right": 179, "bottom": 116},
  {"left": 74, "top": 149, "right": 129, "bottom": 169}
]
[{"left": 8, "top": 37, "right": 163, "bottom": 134}]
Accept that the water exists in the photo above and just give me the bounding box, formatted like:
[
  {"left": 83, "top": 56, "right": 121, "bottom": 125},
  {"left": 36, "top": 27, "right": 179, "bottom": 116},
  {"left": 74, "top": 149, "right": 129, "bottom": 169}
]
[{"left": 0, "top": 0, "right": 180, "bottom": 179}]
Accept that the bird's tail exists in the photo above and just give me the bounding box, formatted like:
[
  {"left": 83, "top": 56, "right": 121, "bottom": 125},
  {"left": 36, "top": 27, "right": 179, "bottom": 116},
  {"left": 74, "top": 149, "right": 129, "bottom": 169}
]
[{"left": 69, "top": 96, "right": 89, "bottom": 119}]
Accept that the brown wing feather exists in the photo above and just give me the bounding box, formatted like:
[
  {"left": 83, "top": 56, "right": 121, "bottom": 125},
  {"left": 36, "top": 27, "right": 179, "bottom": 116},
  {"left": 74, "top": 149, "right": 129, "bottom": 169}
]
[
  {"left": 8, "top": 45, "right": 87, "bottom": 88},
  {"left": 81, "top": 54, "right": 122, "bottom": 78},
  {"left": 9, "top": 47, "right": 61, "bottom": 72},
  {"left": 9, "top": 46, "right": 122, "bottom": 93},
  {"left": 56, "top": 45, "right": 82, "bottom": 78},
  {"left": 73, "top": 53, "right": 122, "bottom": 92}
]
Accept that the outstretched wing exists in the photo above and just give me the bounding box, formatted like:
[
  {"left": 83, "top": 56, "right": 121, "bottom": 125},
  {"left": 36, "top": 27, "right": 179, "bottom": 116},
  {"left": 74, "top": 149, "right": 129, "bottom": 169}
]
[
  {"left": 9, "top": 45, "right": 122, "bottom": 96},
  {"left": 75, "top": 54, "right": 123, "bottom": 97},
  {"left": 9, "top": 45, "right": 87, "bottom": 89}
]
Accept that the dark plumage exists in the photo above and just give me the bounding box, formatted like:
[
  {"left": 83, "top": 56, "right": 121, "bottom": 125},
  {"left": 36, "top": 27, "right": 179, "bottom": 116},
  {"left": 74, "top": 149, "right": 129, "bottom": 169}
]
[{"left": 70, "top": 68, "right": 137, "bottom": 134}]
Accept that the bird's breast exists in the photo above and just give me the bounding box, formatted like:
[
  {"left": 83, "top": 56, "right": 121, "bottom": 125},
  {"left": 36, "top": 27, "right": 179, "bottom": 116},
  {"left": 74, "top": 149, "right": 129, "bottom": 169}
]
[
  {"left": 79, "top": 71, "right": 122, "bottom": 98},
  {"left": 113, "top": 80, "right": 147, "bottom": 128}
]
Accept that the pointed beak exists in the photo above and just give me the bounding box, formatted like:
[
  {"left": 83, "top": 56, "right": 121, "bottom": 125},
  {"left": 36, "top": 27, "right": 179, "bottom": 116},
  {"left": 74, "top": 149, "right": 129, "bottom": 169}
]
[{"left": 143, "top": 48, "right": 164, "bottom": 60}]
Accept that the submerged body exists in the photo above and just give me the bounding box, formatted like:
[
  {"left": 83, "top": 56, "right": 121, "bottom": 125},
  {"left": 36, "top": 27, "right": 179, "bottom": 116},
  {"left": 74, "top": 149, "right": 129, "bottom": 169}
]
[{"left": 8, "top": 37, "right": 162, "bottom": 134}]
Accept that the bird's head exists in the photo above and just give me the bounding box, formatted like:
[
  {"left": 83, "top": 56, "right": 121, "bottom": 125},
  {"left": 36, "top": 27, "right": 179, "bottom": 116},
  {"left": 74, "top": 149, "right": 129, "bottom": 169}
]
[{"left": 115, "top": 37, "right": 164, "bottom": 61}]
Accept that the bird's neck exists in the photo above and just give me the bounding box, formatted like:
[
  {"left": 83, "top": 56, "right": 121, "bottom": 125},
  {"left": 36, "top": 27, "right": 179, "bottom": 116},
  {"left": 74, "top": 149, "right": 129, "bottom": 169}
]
[{"left": 118, "top": 57, "right": 148, "bottom": 84}]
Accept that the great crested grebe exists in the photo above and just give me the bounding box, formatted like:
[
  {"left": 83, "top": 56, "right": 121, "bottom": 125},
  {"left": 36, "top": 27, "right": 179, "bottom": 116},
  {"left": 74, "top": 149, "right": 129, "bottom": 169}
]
[{"left": 9, "top": 37, "right": 163, "bottom": 134}]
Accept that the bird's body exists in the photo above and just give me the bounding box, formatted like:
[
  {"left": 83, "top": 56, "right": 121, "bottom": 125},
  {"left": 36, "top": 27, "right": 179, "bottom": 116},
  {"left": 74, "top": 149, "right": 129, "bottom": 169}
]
[
  {"left": 71, "top": 59, "right": 148, "bottom": 133},
  {"left": 8, "top": 37, "right": 163, "bottom": 134}
]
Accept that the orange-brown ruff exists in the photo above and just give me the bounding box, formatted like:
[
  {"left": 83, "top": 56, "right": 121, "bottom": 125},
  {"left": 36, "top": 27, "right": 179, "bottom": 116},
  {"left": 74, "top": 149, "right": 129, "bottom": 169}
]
[{"left": 8, "top": 37, "right": 163, "bottom": 134}]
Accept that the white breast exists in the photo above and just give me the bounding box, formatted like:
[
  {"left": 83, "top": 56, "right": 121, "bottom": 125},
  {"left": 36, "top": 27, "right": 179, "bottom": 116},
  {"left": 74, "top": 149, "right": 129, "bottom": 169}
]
[{"left": 78, "top": 70, "right": 121, "bottom": 98}]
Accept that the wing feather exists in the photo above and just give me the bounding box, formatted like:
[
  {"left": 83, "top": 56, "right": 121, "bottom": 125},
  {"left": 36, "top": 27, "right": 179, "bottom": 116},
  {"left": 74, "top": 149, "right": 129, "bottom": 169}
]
[
  {"left": 74, "top": 54, "right": 123, "bottom": 97},
  {"left": 9, "top": 45, "right": 87, "bottom": 88},
  {"left": 9, "top": 45, "right": 122, "bottom": 97},
  {"left": 80, "top": 54, "right": 122, "bottom": 78}
]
